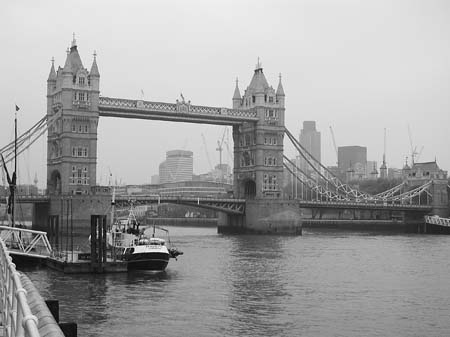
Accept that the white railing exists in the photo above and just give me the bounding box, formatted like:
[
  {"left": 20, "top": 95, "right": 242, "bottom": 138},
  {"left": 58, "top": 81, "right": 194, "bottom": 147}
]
[
  {"left": 425, "top": 215, "right": 450, "bottom": 227},
  {"left": 0, "top": 238, "right": 40, "bottom": 337}
]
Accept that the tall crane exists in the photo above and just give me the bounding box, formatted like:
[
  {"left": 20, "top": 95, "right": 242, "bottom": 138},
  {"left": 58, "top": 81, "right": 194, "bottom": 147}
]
[
  {"left": 329, "top": 126, "right": 338, "bottom": 166},
  {"left": 407, "top": 125, "right": 419, "bottom": 165},
  {"left": 216, "top": 127, "right": 228, "bottom": 183}
]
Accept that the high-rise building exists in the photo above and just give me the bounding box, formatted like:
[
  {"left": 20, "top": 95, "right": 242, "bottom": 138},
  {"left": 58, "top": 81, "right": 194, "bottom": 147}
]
[
  {"left": 338, "top": 146, "right": 367, "bottom": 178},
  {"left": 298, "top": 121, "right": 321, "bottom": 173},
  {"left": 159, "top": 150, "right": 193, "bottom": 183}
]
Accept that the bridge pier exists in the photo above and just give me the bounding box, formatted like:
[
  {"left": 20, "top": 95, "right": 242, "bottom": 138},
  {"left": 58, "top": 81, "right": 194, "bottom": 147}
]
[
  {"left": 218, "top": 200, "right": 302, "bottom": 235},
  {"left": 430, "top": 180, "right": 449, "bottom": 217}
]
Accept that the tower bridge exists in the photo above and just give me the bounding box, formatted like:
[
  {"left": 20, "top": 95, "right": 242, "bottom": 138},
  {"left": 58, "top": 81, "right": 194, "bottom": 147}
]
[{"left": 1, "top": 37, "right": 448, "bottom": 234}]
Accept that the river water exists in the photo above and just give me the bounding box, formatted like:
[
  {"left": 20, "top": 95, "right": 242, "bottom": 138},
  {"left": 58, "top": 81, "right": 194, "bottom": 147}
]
[{"left": 23, "top": 227, "right": 450, "bottom": 337}]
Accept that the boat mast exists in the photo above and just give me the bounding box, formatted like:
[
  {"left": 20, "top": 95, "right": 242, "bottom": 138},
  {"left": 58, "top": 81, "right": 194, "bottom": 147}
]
[{"left": 12, "top": 106, "right": 17, "bottom": 227}]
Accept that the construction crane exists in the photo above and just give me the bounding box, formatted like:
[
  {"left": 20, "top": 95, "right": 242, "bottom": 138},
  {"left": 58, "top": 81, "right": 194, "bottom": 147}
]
[
  {"left": 216, "top": 127, "right": 228, "bottom": 169},
  {"left": 329, "top": 126, "right": 338, "bottom": 166},
  {"left": 407, "top": 125, "right": 419, "bottom": 165},
  {"left": 216, "top": 127, "right": 229, "bottom": 183}
]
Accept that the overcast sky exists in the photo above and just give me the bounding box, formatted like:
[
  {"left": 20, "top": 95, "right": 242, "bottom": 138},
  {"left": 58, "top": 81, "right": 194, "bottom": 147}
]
[{"left": 1, "top": 0, "right": 449, "bottom": 187}]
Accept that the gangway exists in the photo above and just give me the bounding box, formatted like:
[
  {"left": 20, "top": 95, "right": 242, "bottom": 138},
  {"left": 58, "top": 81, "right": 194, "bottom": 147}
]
[{"left": 0, "top": 225, "right": 53, "bottom": 260}]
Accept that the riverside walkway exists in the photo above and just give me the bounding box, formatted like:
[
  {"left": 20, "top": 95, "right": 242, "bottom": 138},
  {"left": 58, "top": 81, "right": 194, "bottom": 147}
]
[{"left": 0, "top": 237, "right": 64, "bottom": 337}]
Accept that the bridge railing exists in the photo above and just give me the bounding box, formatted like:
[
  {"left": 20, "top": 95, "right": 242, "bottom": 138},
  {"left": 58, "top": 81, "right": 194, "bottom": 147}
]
[
  {"left": 0, "top": 238, "right": 40, "bottom": 337},
  {"left": 0, "top": 226, "right": 53, "bottom": 258}
]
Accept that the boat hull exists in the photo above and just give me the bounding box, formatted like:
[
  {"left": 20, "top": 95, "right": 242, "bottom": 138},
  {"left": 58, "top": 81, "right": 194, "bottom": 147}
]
[{"left": 125, "top": 252, "right": 170, "bottom": 271}]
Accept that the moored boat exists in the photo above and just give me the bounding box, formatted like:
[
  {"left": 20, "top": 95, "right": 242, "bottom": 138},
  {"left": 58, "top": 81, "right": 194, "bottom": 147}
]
[{"left": 107, "top": 201, "right": 182, "bottom": 271}]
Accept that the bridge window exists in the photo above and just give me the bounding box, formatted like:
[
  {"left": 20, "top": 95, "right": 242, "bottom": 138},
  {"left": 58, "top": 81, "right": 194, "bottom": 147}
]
[
  {"left": 72, "top": 146, "right": 89, "bottom": 157},
  {"left": 263, "top": 174, "right": 278, "bottom": 191},
  {"left": 264, "top": 156, "right": 277, "bottom": 166}
]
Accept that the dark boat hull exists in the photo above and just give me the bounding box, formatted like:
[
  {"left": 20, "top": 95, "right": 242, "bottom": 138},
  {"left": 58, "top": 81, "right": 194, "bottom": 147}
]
[{"left": 125, "top": 252, "right": 170, "bottom": 271}]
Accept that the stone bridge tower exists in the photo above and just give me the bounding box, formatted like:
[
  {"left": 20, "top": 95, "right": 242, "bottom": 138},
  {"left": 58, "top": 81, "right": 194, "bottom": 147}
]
[
  {"left": 232, "top": 60, "right": 285, "bottom": 200},
  {"left": 46, "top": 37, "right": 100, "bottom": 195}
]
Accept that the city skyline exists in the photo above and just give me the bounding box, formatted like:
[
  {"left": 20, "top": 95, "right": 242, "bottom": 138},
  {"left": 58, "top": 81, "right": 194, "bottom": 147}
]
[{"left": 1, "top": 0, "right": 449, "bottom": 187}]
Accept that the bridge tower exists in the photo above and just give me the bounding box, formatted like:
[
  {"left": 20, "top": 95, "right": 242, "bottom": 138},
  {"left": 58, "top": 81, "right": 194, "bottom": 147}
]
[
  {"left": 232, "top": 60, "right": 285, "bottom": 200},
  {"left": 46, "top": 37, "right": 100, "bottom": 195}
]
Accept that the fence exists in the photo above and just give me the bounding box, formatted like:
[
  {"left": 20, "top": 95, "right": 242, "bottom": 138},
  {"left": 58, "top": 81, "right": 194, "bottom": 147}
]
[{"left": 0, "top": 238, "right": 40, "bottom": 337}]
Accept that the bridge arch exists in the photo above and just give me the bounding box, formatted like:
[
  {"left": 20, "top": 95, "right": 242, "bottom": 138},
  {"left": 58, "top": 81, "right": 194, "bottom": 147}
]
[
  {"left": 48, "top": 170, "right": 61, "bottom": 195},
  {"left": 242, "top": 179, "right": 256, "bottom": 199}
]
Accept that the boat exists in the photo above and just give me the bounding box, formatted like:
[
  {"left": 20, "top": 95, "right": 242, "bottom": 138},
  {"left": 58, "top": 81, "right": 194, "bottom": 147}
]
[{"left": 106, "top": 200, "right": 182, "bottom": 271}]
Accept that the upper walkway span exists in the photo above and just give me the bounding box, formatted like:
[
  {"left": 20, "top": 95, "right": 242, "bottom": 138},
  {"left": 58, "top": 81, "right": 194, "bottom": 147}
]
[{"left": 98, "top": 96, "right": 259, "bottom": 125}]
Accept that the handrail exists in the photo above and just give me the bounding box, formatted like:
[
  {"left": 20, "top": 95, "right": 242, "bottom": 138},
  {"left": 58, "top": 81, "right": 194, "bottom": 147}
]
[{"left": 0, "top": 238, "right": 40, "bottom": 337}]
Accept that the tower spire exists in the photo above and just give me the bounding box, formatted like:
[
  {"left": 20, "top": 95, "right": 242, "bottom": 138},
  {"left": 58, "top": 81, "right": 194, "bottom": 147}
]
[
  {"left": 276, "top": 72, "right": 285, "bottom": 96},
  {"left": 47, "top": 57, "right": 56, "bottom": 81},
  {"left": 71, "top": 32, "right": 77, "bottom": 48}
]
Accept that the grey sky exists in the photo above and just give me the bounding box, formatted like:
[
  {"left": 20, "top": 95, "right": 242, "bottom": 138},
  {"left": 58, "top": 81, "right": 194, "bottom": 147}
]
[{"left": 1, "top": 0, "right": 449, "bottom": 187}]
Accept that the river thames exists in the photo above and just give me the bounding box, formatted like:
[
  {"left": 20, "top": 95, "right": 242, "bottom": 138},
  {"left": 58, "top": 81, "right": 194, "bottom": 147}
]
[{"left": 23, "top": 227, "right": 450, "bottom": 337}]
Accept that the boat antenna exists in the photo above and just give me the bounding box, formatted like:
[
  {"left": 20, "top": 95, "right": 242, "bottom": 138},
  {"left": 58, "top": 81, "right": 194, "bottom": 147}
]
[{"left": 13, "top": 105, "right": 17, "bottom": 227}]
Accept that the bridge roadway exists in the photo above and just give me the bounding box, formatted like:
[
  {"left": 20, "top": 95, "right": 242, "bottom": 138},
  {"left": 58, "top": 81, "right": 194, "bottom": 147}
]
[
  {"left": 7, "top": 195, "right": 432, "bottom": 214},
  {"left": 98, "top": 96, "right": 259, "bottom": 126}
]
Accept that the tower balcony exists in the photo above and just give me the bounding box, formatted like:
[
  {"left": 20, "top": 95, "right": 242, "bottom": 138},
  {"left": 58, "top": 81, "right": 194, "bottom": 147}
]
[{"left": 72, "top": 100, "right": 91, "bottom": 109}]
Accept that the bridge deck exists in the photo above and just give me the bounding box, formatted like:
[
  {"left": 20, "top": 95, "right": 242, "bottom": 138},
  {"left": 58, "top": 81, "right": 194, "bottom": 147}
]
[{"left": 99, "top": 96, "right": 259, "bottom": 125}]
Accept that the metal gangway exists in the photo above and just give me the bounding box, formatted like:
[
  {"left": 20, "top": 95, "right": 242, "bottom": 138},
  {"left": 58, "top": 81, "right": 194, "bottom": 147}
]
[
  {"left": 425, "top": 215, "right": 450, "bottom": 227},
  {"left": 0, "top": 226, "right": 53, "bottom": 260},
  {"left": 0, "top": 237, "right": 40, "bottom": 337}
]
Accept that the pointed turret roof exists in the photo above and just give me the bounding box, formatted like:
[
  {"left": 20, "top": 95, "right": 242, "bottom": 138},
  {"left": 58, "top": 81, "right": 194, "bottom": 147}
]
[
  {"left": 233, "top": 78, "right": 241, "bottom": 100},
  {"left": 47, "top": 57, "right": 56, "bottom": 81},
  {"left": 90, "top": 51, "right": 100, "bottom": 77},
  {"left": 247, "top": 58, "right": 269, "bottom": 93},
  {"left": 276, "top": 73, "right": 285, "bottom": 96},
  {"left": 63, "top": 34, "right": 84, "bottom": 74}
]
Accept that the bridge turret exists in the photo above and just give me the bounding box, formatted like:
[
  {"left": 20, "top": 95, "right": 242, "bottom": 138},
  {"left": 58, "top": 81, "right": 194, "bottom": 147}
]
[
  {"left": 89, "top": 52, "right": 100, "bottom": 109},
  {"left": 276, "top": 73, "right": 285, "bottom": 108},
  {"left": 46, "top": 37, "right": 99, "bottom": 196},
  {"left": 47, "top": 58, "right": 56, "bottom": 94},
  {"left": 232, "top": 78, "right": 241, "bottom": 109},
  {"left": 233, "top": 60, "right": 285, "bottom": 200}
]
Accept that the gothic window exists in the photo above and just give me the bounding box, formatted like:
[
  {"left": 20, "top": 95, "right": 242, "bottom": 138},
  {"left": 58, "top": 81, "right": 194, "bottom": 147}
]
[
  {"left": 78, "top": 125, "right": 82, "bottom": 133},
  {"left": 252, "top": 96, "right": 255, "bottom": 103},
  {"left": 77, "top": 168, "right": 82, "bottom": 185},
  {"left": 83, "top": 148, "right": 88, "bottom": 157},
  {"left": 78, "top": 92, "right": 85, "bottom": 101},
  {"left": 269, "top": 96, "right": 274, "bottom": 103},
  {"left": 263, "top": 175, "right": 278, "bottom": 190},
  {"left": 84, "top": 125, "right": 88, "bottom": 133},
  {"left": 72, "top": 124, "right": 76, "bottom": 132},
  {"left": 77, "top": 148, "right": 83, "bottom": 157},
  {"left": 244, "top": 135, "right": 251, "bottom": 146},
  {"left": 78, "top": 77, "right": 85, "bottom": 86},
  {"left": 264, "top": 94, "right": 267, "bottom": 103}
]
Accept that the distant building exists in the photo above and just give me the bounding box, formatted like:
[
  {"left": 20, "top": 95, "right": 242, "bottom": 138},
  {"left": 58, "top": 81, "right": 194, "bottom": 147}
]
[
  {"left": 159, "top": 150, "right": 193, "bottom": 183},
  {"left": 298, "top": 121, "right": 321, "bottom": 173},
  {"left": 388, "top": 167, "right": 403, "bottom": 180},
  {"left": 406, "top": 161, "right": 447, "bottom": 181},
  {"left": 366, "top": 161, "right": 378, "bottom": 180},
  {"left": 338, "top": 146, "right": 367, "bottom": 177},
  {"left": 151, "top": 175, "right": 160, "bottom": 184}
]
